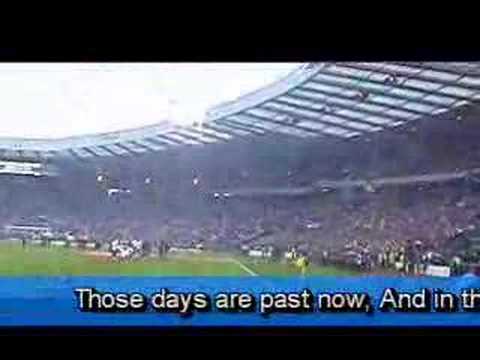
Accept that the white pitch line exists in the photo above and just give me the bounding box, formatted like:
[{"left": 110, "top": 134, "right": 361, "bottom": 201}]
[{"left": 230, "top": 258, "right": 258, "bottom": 276}]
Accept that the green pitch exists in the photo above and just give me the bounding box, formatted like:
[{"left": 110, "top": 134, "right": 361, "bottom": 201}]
[{"left": 0, "top": 243, "right": 357, "bottom": 276}]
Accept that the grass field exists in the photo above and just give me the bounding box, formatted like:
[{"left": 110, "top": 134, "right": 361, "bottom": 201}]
[{"left": 0, "top": 243, "right": 358, "bottom": 276}]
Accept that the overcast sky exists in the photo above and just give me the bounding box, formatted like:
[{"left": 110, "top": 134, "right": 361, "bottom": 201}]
[{"left": 0, "top": 63, "right": 300, "bottom": 139}]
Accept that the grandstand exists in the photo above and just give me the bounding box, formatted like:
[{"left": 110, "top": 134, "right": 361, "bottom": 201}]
[{"left": 1, "top": 62, "right": 480, "bottom": 276}]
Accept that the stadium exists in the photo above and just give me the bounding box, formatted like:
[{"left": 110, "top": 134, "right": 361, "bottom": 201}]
[{"left": 1, "top": 62, "right": 480, "bottom": 277}]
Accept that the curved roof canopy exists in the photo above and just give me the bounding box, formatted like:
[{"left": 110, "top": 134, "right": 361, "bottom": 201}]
[{"left": 1, "top": 62, "right": 480, "bottom": 161}]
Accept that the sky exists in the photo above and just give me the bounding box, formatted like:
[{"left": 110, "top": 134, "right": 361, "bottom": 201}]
[{"left": 0, "top": 63, "right": 300, "bottom": 139}]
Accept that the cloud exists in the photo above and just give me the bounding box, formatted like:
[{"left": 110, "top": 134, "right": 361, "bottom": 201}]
[{"left": 0, "top": 63, "right": 299, "bottom": 139}]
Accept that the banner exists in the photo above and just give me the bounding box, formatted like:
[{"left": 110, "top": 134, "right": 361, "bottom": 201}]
[{"left": 0, "top": 276, "right": 479, "bottom": 326}]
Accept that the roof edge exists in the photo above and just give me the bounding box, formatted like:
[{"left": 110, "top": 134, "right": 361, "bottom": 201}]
[{"left": 205, "top": 63, "right": 323, "bottom": 121}]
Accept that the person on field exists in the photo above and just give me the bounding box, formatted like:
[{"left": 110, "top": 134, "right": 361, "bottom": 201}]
[{"left": 296, "top": 254, "right": 309, "bottom": 276}]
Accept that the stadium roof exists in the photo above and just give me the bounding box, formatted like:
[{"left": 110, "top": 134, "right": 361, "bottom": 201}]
[{"left": 1, "top": 62, "right": 480, "bottom": 162}]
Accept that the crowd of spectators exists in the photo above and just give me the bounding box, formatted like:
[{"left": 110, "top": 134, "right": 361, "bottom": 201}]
[{"left": 1, "top": 110, "right": 480, "bottom": 271}]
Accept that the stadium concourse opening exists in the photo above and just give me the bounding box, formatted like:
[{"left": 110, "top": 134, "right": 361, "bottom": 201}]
[{"left": 1, "top": 62, "right": 480, "bottom": 277}]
